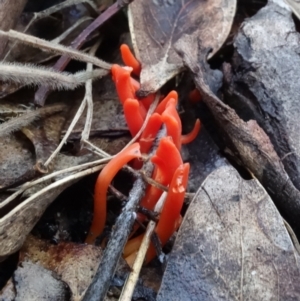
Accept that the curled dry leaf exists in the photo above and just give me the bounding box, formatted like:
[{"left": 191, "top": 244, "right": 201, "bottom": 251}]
[
  {"left": 157, "top": 165, "right": 300, "bottom": 300},
  {"left": 128, "top": 0, "right": 236, "bottom": 95}
]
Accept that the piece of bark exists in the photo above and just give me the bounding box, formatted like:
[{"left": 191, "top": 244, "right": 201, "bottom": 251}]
[
  {"left": 157, "top": 165, "right": 300, "bottom": 301},
  {"left": 226, "top": 1, "right": 300, "bottom": 193},
  {"left": 0, "top": 0, "right": 28, "bottom": 58},
  {"left": 176, "top": 35, "right": 300, "bottom": 236}
]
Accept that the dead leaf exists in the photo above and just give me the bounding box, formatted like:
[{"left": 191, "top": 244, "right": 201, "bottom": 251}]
[
  {"left": 13, "top": 260, "right": 69, "bottom": 301},
  {"left": 0, "top": 150, "right": 102, "bottom": 260},
  {"left": 0, "top": 0, "right": 27, "bottom": 58},
  {"left": 20, "top": 235, "right": 102, "bottom": 301},
  {"left": 158, "top": 165, "right": 300, "bottom": 300},
  {"left": 128, "top": 0, "right": 236, "bottom": 95},
  {"left": 0, "top": 102, "right": 66, "bottom": 187}
]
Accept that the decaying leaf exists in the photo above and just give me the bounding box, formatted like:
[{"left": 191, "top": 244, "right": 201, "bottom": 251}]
[
  {"left": 0, "top": 0, "right": 27, "bottom": 58},
  {"left": 158, "top": 165, "right": 300, "bottom": 300},
  {"left": 13, "top": 260, "right": 69, "bottom": 301},
  {"left": 0, "top": 151, "right": 104, "bottom": 260},
  {"left": 176, "top": 34, "right": 300, "bottom": 237},
  {"left": 0, "top": 103, "right": 66, "bottom": 187},
  {"left": 128, "top": 0, "right": 236, "bottom": 95},
  {"left": 20, "top": 235, "right": 102, "bottom": 301}
]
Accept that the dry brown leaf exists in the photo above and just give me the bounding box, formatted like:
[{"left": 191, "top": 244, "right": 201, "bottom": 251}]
[
  {"left": 13, "top": 260, "right": 69, "bottom": 301},
  {"left": 0, "top": 103, "right": 66, "bottom": 187},
  {"left": 158, "top": 165, "right": 300, "bottom": 300},
  {"left": 20, "top": 235, "right": 102, "bottom": 301},
  {"left": 128, "top": 0, "right": 236, "bottom": 95},
  {"left": 0, "top": 0, "right": 27, "bottom": 58},
  {"left": 0, "top": 151, "right": 103, "bottom": 260}
]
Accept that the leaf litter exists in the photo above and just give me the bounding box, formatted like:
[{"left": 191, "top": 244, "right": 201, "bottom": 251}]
[{"left": 1, "top": 0, "right": 300, "bottom": 300}]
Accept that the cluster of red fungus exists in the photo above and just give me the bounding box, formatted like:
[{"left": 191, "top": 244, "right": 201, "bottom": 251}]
[{"left": 85, "top": 44, "right": 201, "bottom": 265}]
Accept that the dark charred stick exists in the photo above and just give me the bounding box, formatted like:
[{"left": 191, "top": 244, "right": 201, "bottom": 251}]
[
  {"left": 34, "top": 0, "right": 134, "bottom": 106},
  {"left": 82, "top": 127, "right": 165, "bottom": 301},
  {"left": 151, "top": 232, "right": 165, "bottom": 263},
  {"left": 138, "top": 206, "right": 159, "bottom": 222}
]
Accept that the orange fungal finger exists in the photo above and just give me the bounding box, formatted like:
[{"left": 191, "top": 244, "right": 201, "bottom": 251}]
[
  {"left": 146, "top": 163, "right": 190, "bottom": 263},
  {"left": 161, "top": 99, "right": 182, "bottom": 150},
  {"left": 139, "top": 137, "right": 182, "bottom": 215},
  {"left": 111, "top": 64, "right": 136, "bottom": 104},
  {"left": 181, "top": 119, "right": 201, "bottom": 144},
  {"left": 120, "top": 44, "right": 142, "bottom": 76},
  {"left": 123, "top": 98, "right": 145, "bottom": 136},
  {"left": 155, "top": 91, "right": 178, "bottom": 115},
  {"left": 123, "top": 233, "right": 143, "bottom": 258},
  {"left": 85, "top": 143, "right": 141, "bottom": 244},
  {"left": 139, "top": 113, "right": 163, "bottom": 154},
  {"left": 188, "top": 88, "right": 202, "bottom": 103}
]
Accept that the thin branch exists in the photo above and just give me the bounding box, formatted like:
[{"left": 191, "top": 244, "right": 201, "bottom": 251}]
[
  {"left": 32, "top": 0, "right": 98, "bottom": 21},
  {"left": 0, "top": 61, "right": 108, "bottom": 90},
  {"left": 0, "top": 30, "right": 111, "bottom": 70},
  {"left": 34, "top": 0, "right": 134, "bottom": 106},
  {"left": 0, "top": 104, "right": 65, "bottom": 137},
  {"left": 2, "top": 0, "right": 98, "bottom": 61}
]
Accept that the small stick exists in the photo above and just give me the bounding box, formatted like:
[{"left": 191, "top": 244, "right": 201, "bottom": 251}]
[
  {"left": 80, "top": 47, "right": 96, "bottom": 142},
  {"left": 34, "top": 0, "right": 135, "bottom": 106}
]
